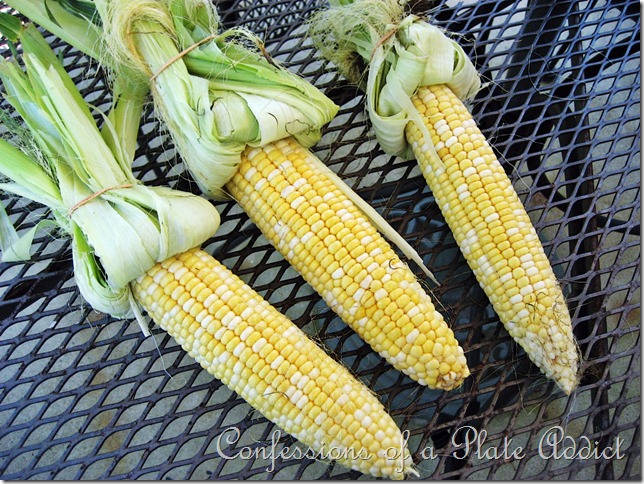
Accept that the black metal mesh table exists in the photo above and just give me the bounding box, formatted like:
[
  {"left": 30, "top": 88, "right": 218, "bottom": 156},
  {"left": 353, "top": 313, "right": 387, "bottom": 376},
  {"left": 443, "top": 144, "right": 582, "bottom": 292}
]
[{"left": 0, "top": 0, "right": 640, "bottom": 480}]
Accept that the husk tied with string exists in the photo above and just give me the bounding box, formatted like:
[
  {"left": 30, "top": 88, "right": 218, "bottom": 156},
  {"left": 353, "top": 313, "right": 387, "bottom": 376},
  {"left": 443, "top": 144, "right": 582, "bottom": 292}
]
[
  {"left": 308, "top": 0, "right": 580, "bottom": 394},
  {"left": 0, "top": 23, "right": 219, "bottom": 326},
  {"left": 308, "top": 0, "right": 481, "bottom": 159},
  {"left": 90, "top": 0, "right": 340, "bottom": 200}
]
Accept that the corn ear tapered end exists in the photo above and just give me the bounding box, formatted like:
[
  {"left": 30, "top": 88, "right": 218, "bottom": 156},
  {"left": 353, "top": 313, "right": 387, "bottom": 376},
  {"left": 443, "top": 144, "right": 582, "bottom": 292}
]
[{"left": 505, "top": 290, "right": 580, "bottom": 395}]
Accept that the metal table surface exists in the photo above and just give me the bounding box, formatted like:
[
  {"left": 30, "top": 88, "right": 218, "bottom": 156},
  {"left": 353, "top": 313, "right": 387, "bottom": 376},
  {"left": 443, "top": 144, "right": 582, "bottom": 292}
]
[{"left": 0, "top": 0, "right": 640, "bottom": 480}]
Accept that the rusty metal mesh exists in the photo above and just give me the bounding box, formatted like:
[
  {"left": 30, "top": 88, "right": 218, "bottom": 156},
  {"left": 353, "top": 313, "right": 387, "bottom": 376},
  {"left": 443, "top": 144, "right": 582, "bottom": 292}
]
[{"left": 0, "top": 0, "right": 640, "bottom": 480}]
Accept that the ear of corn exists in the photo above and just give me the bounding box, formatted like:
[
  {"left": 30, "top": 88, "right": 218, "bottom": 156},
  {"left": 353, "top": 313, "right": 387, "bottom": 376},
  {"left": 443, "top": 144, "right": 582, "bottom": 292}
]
[
  {"left": 226, "top": 136, "right": 470, "bottom": 390},
  {"left": 132, "top": 247, "right": 414, "bottom": 479},
  {"left": 307, "top": 0, "right": 579, "bottom": 394},
  {"left": 406, "top": 84, "right": 579, "bottom": 394}
]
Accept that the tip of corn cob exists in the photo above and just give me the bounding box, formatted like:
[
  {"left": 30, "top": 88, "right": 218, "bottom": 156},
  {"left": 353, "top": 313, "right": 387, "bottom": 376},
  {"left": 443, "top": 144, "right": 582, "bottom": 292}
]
[
  {"left": 383, "top": 312, "right": 471, "bottom": 391},
  {"left": 504, "top": 287, "right": 580, "bottom": 395}
]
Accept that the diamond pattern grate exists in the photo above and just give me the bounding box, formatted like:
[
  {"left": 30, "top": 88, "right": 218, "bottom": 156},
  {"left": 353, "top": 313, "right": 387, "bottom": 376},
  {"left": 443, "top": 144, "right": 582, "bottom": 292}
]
[{"left": 0, "top": 0, "right": 640, "bottom": 480}]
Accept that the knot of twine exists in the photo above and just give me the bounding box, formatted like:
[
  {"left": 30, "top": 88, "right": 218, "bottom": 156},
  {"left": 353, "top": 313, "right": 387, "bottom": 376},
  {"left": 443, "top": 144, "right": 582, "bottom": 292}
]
[{"left": 68, "top": 184, "right": 133, "bottom": 216}]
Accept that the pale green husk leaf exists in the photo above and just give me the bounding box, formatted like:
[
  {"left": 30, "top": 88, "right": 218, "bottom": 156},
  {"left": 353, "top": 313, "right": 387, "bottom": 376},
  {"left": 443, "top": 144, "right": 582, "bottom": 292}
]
[
  {"left": 4, "top": 0, "right": 150, "bottom": 111},
  {"left": 0, "top": 201, "right": 59, "bottom": 262},
  {"left": 0, "top": 24, "right": 220, "bottom": 322},
  {"left": 309, "top": 0, "right": 481, "bottom": 159},
  {"left": 91, "top": 0, "right": 339, "bottom": 199},
  {"left": 4, "top": 0, "right": 103, "bottom": 59}
]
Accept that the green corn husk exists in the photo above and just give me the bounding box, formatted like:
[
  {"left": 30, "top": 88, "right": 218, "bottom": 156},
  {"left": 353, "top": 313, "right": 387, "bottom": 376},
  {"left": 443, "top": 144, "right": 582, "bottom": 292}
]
[
  {"left": 89, "top": 0, "right": 339, "bottom": 199},
  {"left": 0, "top": 23, "right": 220, "bottom": 323},
  {"left": 308, "top": 0, "right": 481, "bottom": 159}
]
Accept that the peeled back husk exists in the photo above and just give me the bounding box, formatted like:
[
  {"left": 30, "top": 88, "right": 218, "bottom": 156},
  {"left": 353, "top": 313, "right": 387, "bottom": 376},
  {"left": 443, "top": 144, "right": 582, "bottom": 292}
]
[
  {"left": 0, "top": 24, "right": 220, "bottom": 320},
  {"left": 94, "top": 0, "right": 339, "bottom": 199},
  {"left": 309, "top": 0, "right": 481, "bottom": 159}
]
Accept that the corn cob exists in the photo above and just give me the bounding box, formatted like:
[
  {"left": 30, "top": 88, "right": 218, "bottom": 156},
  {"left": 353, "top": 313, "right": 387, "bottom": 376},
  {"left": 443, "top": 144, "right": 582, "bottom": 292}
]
[
  {"left": 131, "top": 247, "right": 413, "bottom": 478},
  {"left": 406, "top": 84, "right": 579, "bottom": 394},
  {"left": 306, "top": 0, "right": 579, "bottom": 394},
  {"left": 226, "top": 136, "right": 470, "bottom": 390}
]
